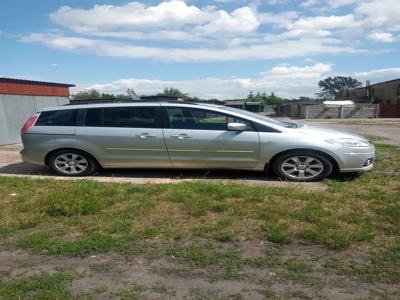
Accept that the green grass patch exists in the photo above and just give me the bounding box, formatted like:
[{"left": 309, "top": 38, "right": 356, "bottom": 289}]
[
  {"left": 0, "top": 270, "right": 79, "bottom": 300},
  {"left": 0, "top": 143, "right": 399, "bottom": 263}
]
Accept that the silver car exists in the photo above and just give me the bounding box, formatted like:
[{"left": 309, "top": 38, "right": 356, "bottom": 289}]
[{"left": 20, "top": 101, "right": 375, "bottom": 181}]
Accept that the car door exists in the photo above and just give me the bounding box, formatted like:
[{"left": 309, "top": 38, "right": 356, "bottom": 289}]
[
  {"left": 75, "top": 105, "right": 172, "bottom": 168},
  {"left": 162, "top": 106, "right": 260, "bottom": 169}
]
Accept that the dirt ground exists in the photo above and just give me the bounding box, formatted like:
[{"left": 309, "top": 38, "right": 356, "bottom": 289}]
[
  {"left": 0, "top": 119, "right": 399, "bottom": 299},
  {"left": 1, "top": 241, "right": 398, "bottom": 299}
]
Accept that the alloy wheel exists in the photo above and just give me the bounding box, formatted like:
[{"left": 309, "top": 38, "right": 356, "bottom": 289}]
[
  {"left": 280, "top": 156, "right": 324, "bottom": 180},
  {"left": 53, "top": 153, "right": 89, "bottom": 175}
]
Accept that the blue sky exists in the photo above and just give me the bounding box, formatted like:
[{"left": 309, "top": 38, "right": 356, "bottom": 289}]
[{"left": 1, "top": 0, "right": 399, "bottom": 99}]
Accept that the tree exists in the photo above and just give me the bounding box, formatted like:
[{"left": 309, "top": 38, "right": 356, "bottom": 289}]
[
  {"left": 157, "top": 87, "right": 190, "bottom": 100},
  {"left": 71, "top": 89, "right": 130, "bottom": 100},
  {"left": 318, "top": 76, "right": 362, "bottom": 99},
  {"left": 246, "top": 91, "right": 283, "bottom": 105},
  {"left": 263, "top": 92, "right": 284, "bottom": 105}
]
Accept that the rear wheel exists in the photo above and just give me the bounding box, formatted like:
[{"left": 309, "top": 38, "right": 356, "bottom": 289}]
[
  {"left": 49, "top": 150, "right": 97, "bottom": 176},
  {"left": 272, "top": 151, "right": 333, "bottom": 182}
]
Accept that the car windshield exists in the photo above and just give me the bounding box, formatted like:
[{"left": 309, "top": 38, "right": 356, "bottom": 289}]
[{"left": 221, "top": 106, "right": 301, "bottom": 128}]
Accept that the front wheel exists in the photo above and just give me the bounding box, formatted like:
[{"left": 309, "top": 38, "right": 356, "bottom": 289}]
[
  {"left": 272, "top": 151, "right": 333, "bottom": 182},
  {"left": 49, "top": 150, "right": 98, "bottom": 177}
]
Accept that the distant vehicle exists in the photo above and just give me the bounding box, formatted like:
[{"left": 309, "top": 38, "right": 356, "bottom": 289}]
[{"left": 20, "top": 101, "right": 375, "bottom": 181}]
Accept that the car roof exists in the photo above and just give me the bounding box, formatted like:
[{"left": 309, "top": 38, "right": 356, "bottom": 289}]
[{"left": 39, "top": 101, "right": 222, "bottom": 112}]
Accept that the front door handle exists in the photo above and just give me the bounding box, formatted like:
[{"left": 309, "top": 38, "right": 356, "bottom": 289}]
[
  {"left": 138, "top": 133, "right": 156, "bottom": 139},
  {"left": 171, "top": 133, "right": 191, "bottom": 139}
]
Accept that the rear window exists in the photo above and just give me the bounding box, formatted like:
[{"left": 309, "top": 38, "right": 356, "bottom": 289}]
[{"left": 36, "top": 109, "right": 78, "bottom": 126}]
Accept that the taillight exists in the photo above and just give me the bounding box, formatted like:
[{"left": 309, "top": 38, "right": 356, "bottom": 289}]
[{"left": 21, "top": 113, "right": 39, "bottom": 133}]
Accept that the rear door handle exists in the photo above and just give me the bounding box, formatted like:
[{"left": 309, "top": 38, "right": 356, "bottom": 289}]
[
  {"left": 138, "top": 133, "right": 156, "bottom": 139},
  {"left": 171, "top": 133, "right": 191, "bottom": 139}
]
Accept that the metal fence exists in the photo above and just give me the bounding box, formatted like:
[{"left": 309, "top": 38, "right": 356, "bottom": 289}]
[
  {"left": 301, "top": 104, "right": 379, "bottom": 119},
  {"left": 0, "top": 94, "right": 69, "bottom": 145}
]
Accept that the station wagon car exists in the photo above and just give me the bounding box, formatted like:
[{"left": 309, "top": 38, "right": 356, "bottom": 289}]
[{"left": 20, "top": 101, "right": 375, "bottom": 181}]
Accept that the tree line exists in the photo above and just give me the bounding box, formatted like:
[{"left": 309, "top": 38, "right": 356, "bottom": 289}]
[{"left": 72, "top": 76, "right": 363, "bottom": 102}]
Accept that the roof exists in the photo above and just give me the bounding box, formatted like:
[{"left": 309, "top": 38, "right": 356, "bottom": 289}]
[
  {"left": 347, "top": 78, "right": 400, "bottom": 91},
  {"left": 0, "top": 77, "right": 75, "bottom": 87}
]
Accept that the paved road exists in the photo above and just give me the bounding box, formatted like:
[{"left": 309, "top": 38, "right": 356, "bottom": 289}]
[{"left": 302, "top": 119, "right": 400, "bottom": 146}]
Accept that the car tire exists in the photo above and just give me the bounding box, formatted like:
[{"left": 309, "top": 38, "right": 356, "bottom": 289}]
[
  {"left": 272, "top": 151, "right": 333, "bottom": 182},
  {"left": 49, "top": 149, "right": 98, "bottom": 177}
]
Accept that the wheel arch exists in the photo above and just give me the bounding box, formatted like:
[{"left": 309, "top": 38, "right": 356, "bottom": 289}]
[
  {"left": 44, "top": 148, "right": 102, "bottom": 168},
  {"left": 266, "top": 148, "right": 340, "bottom": 174}
]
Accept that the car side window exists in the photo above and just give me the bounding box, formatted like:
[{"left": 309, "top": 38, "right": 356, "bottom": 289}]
[
  {"left": 36, "top": 109, "right": 78, "bottom": 126},
  {"left": 103, "top": 107, "right": 158, "bottom": 128},
  {"left": 166, "top": 107, "right": 253, "bottom": 131},
  {"left": 84, "top": 108, "right": 103, "bottom": 127}
]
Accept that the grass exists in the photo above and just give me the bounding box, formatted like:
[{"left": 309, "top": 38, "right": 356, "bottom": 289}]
[
  {"left": 0, "top": 143, "right": 399, "bottom": 253},
  {"left": 0, "top": 142, "right": 399, "bottom": 295},
  {"left": 0, "top": 270, "right": 80, "bottom": 300}
]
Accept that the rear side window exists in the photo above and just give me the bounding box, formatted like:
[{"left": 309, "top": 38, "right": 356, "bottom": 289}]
[
  {"left": 84, "top": 108, "right": 103, "bottom": 127},
  {"left": 36, "top": 109, "right": 78, "bottom": 126},
  {"left": 102, "top": 107, "right": 158, "bottom": 128}
]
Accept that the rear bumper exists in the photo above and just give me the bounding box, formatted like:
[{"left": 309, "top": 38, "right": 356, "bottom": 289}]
[{"left": 20, "top": 148, "right": 46, "bottom": 165}]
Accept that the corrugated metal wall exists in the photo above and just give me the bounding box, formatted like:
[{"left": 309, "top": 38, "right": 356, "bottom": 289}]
[
  {"left": 0, "top": 82, "right": 70, "bottom": 97},
  {"left": 0, "top": 94, "right": 69, "bottom": 145}
]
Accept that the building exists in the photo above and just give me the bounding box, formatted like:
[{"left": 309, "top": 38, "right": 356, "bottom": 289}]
[
  {"left": 224, "top": 100, "right": 271, "bottom": 113},
  {"left": 338, "top": 78, "right": 400, "bottom": 117},
  {"left": 0, "top": 78, "right": 74, "bottom": 145}
]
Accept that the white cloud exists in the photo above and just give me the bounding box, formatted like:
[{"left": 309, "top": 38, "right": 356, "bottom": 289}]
[
  {"left": 73, "top": 63, "right": 333, "bottom": 99},
  {"left": 21, "top": 32, "right": 361, "bottom": 62},
  {"left": 73, "top": 64, "right": 400, "bottom": 99},
  {"left": 198, "top": 7, "right": 259, "bottom": 35},
  {"left": 327, "top": 0, "right": 358, "bottom": 8},
  {"left": 50, "top": 1, "right": 208, "bottom": 32},
  {"left": 356, "top": 0, "right": 400, "bottom": 32},
  {"left": 300, "top": 0, "right": 319, "bottom": 8},
  {"left": 303, "top": 0, "right": 359, "bottom": 9},
  {"left": 50, "top": 1, "right": 259, "bottom": 40},
  {"left": 367, "top": 31, "right": 396, "bottom": 43},
  {"left": 258, "top": 11, "right": 298, "bottom": 27},
  {"left": 288, "top": 15, "right": 360, "bottom": 31},
  {"left": 18, "top": 0, "right": 398, "bottom": 62}
]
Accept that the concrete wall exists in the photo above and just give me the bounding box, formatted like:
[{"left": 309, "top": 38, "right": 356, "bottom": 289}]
[
  {"left": 0, "top": 94, "right": 69, "bottom": 145},
  {"left": 302, "top": 104, "right": 379, "bottom": 119}
]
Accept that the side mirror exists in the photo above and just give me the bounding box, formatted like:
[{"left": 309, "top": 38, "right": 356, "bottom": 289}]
[{"left": 227, "top": 122, "right": 247, "bottom": 131}]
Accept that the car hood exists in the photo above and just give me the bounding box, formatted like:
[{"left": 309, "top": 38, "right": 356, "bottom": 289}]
[{"left": 291, "top": 124, "right": 368, "bottom": 141}]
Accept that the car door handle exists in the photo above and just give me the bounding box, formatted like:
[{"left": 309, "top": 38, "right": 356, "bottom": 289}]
[
  {"left": 171, "top": 134, "right": 191, "bottom": 139},
  {"left": 138, "top": 133, "right": 156, "bottom": 139}
]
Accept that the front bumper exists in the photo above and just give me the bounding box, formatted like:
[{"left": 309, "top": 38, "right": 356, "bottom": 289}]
[{"left": 336, "top": 146, "right": 375, "bottom": 173}]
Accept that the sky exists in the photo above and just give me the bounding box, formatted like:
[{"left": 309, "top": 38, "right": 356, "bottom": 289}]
[{"left": 0, "top": 0, "right": 400, "bottom": 99}]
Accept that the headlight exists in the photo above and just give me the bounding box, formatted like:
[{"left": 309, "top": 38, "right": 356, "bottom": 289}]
[{"left": 326, "top": 138, "right": 371, "bottom": 147}]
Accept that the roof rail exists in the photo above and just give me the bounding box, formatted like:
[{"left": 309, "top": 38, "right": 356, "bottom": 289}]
[{"left": 66, "top": 98, "right": 201, "bottom": 105}]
